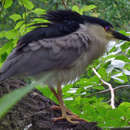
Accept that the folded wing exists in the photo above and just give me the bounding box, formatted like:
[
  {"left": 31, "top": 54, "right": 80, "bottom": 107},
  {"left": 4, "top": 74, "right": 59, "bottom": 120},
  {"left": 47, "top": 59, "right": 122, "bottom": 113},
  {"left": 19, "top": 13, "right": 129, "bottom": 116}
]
[{"left": 0, "top": 30, "right": 88, "bottom": 81}]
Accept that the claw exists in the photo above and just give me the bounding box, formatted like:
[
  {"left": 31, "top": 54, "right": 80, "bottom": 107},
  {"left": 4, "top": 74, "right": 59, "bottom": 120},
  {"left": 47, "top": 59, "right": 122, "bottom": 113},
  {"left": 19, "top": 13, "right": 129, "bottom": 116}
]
[
  {"left": 49, "top": 85, "right": 87, "bottom": 124},
  {"left": 53, "top": 115, "right": 80, "bottom": 124},
  {"left": 52, "top": 110, "right": 87, "bottom": 124},
  {"left": 50, "top": 105, "right": 61, "bottom": 111},
  {"left": 50, "top": 105, "right": 79, "bottom": 118}
]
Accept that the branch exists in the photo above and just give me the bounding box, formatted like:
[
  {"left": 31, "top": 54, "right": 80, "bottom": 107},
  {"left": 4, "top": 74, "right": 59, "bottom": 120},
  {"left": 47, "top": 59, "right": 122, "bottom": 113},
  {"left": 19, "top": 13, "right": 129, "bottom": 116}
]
[
  {"left": 62, "top": 0, "right": 67, "bottom": 8},
  {"left": 92, "top": 68, "right": 115, "bottom": 109},
  {"left": 0, "top": 79, "right": 102, "bottom": 130},
  {"left": 86, "top": 85, "right": 130, "bottom": 97}
]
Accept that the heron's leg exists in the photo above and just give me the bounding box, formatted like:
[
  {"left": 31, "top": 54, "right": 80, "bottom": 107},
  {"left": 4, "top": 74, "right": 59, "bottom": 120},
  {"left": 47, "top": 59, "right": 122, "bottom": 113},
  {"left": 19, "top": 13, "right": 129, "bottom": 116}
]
[
  {"left": 57, "top": 83, "right": 66, "bottom": 116},
  {"left": 53, "top": 83, "right": 81, "bottom": 124},
  {"left": 48, "top": 86, "right": 77, "bottom": 115},
  {"left": 48, "top": 86, "right": 59, "bottom": 100},
  {"left": 48, "top": 86, "right": 62, "bottom": 110},
  {"left": 48, "top": 85, "right": 85, "bottom": 124}
]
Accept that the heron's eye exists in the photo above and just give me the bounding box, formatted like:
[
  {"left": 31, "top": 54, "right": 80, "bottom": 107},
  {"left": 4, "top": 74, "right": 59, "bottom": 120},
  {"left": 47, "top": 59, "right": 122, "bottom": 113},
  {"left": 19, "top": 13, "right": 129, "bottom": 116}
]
[{"left": 104, "top": 26, "right": 110, "bottom": 31}]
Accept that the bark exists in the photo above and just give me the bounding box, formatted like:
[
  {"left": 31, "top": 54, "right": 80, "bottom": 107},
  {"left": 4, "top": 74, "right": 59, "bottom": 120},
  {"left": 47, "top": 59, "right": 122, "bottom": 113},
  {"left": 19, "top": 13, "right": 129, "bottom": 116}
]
[{"left": 0, "top": 79, "right": 102, "bottom": 130}]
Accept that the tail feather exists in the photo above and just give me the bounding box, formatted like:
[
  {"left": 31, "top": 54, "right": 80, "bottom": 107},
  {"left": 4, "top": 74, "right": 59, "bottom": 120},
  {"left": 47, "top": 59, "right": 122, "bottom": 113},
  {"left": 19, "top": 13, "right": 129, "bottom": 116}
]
[
  {"left": 0, "top": 68, "right": 16, "bottom": 81},
  {"left": 0, "top": 72, "right": 7, "bottom": 81},
  {"left": 0, "top": 73, "right": 4, "bottom": 81}
]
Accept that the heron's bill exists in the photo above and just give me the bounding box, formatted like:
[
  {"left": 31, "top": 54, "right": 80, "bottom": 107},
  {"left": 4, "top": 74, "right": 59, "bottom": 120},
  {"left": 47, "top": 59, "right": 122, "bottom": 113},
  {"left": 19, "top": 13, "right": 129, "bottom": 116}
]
[{"left": 111, "top": 30, "right": 130, "bottom": 41}]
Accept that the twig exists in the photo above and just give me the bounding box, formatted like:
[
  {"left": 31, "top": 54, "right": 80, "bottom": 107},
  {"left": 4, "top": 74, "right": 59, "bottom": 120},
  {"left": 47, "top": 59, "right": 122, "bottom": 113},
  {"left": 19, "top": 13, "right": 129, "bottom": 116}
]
[
  {"left": 0, "top": 0, "right": 5, "bottom": 14},
  {"left": 62, "top": 0, "right": 67, "bottom": 8},
  {"left": 92, "top": 68, "right": 115, "bottom": 109},
  {"left": 86, "top": 85, "right": 130, "bottom": 97}
]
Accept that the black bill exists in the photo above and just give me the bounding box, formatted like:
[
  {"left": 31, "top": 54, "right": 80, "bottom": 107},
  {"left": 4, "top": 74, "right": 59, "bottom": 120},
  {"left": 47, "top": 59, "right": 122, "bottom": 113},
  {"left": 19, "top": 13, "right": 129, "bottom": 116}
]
[{"left": 112, "top": 30, "right": 130, "bottom": 41}]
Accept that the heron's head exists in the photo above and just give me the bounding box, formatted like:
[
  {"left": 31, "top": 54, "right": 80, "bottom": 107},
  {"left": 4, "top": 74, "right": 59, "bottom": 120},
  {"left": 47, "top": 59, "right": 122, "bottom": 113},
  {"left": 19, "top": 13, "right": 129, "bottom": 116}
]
[
  {"left": 34, "top": 10, "right": 130, "bottom": 42},
  {"left": 82, "top": 15, "right": 130, "bottom": 42}
]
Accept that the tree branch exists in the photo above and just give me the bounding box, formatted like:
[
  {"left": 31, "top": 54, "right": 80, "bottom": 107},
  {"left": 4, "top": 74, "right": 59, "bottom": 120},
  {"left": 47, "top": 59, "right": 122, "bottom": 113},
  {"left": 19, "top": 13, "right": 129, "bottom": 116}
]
[
  {"left": 62, "top": 0, "right": 67, "bottom": 8},
  {"left": 0, "top": 79, "right": 102, "bottom": 130},
  {"left": 92, "top": 68, "right": 115, "bottom": 109},
  {"left": 86, "top": 85, "right": 130, "bottom": 97}
]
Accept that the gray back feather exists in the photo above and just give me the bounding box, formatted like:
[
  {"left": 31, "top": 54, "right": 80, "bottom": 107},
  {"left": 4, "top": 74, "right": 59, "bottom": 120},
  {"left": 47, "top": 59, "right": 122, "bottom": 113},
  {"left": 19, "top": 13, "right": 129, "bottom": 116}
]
[{"left": 0, "top": 25, "right": 89, "bottom": 81}]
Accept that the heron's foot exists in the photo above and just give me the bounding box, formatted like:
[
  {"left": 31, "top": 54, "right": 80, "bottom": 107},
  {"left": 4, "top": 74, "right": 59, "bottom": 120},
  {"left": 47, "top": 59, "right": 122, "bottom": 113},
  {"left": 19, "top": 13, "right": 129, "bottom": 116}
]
[
  {"left": 50, "top": 105, "right": 61, "bottom": 111},
  {"left": 51, "top": 105, "right": 79, "bottom": 118},
  {"left": 53, "top": 114, "right": 81, "bottom": 124},
  {"left": 52, "top": 109, "right": 87, "bottom": 124}
]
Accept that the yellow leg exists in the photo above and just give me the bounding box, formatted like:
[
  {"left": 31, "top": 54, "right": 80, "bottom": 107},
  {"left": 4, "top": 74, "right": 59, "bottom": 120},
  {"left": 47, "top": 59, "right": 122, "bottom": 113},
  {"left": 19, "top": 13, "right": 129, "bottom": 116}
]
[
  {"left": 49, "top": 84, "right": 85, "bottom": 124},
  {"left": 48, "top": 86, "right": 78, "bottom": 116},
  {"left": 50, "top": 105, "right": 79, "bottom": 117},
  {"left": 56, "top": 83, "right": 79, "bottom": 123},
  {"left": 48, "top": 86, "right": 59, "bottom": 100}
]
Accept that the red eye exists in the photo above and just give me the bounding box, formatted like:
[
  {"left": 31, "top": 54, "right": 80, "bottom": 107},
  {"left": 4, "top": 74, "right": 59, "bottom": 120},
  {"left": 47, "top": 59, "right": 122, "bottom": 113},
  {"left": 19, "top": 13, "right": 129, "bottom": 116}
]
[{"left": 104, "top": 26, "right": 110, "bottom": 31}]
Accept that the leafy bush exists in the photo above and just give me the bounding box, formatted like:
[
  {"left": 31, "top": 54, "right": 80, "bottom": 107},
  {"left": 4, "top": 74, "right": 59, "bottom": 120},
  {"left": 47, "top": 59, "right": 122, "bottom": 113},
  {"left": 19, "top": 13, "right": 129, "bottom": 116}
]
[{"left": 0, "top": 0, "right": 130, "bottom": 129}]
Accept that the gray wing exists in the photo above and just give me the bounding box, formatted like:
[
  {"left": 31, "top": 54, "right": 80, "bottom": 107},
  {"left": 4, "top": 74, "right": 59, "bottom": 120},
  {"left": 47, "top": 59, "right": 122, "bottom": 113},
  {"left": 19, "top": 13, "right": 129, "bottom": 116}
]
[{"left": 0, "top": 31, "right": 88, "bottom": 81}]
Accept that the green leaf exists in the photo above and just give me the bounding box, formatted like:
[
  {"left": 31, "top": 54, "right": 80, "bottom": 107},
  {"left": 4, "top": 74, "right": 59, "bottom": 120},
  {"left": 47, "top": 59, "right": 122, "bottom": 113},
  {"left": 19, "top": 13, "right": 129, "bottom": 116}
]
[
  {"left": 89, "top": 76, "right": 100, "bottom": 84},
  {"left": 81, "top": 5, "right": 96, "bottom": 12},
  {"left": 93, "top": 85, "right": 105, "bottom": 90},
  {"left": 0, "top": 41, "right": 13, "bottom": 57},
  {"left": 115, "top": 55, "right": 130, "bottom": 62},
  {"left": 32, "top": 8, "right": 46, "bottom": 15},
  {"left": 19, "top": 24, "right": 26, "bottom": 35},
  {"left": 36, "top": 85, "right": 57, "bottom": 103},
  {"left": 120, "top": 41, "right": 130, "bottom": 52},
  {"left": 0, "top": 53, "right": 8, "bottom": 63},
  {"left": 118, "top": 102, "right": 130, "bottom": 110},
  {"left": 0, "top": 84, "right": 34, "bottom": 118},
  {"left": 0, "top": 31, "right": 5, "bottom": 38},
  {"left": 32, "top": 18, "right": 48, "bottom": 23},
  {"left": 112, "top": 73, "right": 128, "bottom": 84},
  {"left": 10, "top": 14, "right": 22, "bottom": 22},
  {"left": 0, "top": 30, "right": 17, "bottom": 40},
  {"left": 20, "top": 0, "right": 34, "bottom": 10},
  {"left": 127, "top": 49, "right": 130, "bottom": 55},
  {"left": 119, "top": 30, "right": 130, "bottom": 36},
  {"left": 15, "top": 21, "right": 24, "bottom": 30},
  {"left": 72, "top": 5, "right": 80, "bottom": 14},
  {"left": 124, "top": 63, "right": 130, "bottom": 71},
  {"left": 109, "top": 46, "right": 117, "bottom": 53},
  {"left": 3, "top": 0, "right": 13, "bottom": 8},
  {"left": 4, "top": 30, "right": 18, "bottom": 39},
  {"left": 98, "top": 67, "right": 109, "bottom": 81}
]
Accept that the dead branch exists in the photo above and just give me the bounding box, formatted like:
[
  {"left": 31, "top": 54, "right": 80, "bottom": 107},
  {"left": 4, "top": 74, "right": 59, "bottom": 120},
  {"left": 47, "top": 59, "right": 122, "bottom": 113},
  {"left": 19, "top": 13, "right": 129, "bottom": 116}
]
[
  {"left": 62, "top": 0, "right": 67, "bottom": 8},
  {"left": 92, "top": 68, "right": 115, "bottom": 109},
  {"left": 86, "top": 85, "right": 130, "bottom": 97}
]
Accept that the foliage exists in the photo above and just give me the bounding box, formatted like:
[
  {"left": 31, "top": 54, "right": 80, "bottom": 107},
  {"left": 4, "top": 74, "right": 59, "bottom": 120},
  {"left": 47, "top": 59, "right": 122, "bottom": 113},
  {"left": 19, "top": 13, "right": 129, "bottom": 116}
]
[
  {"left": 86, "top": 0, "right": 130, "bottom": 30},
  {"left": 0, "top": 0, "right": 130, "bottom": 129},
  {"left": 0, "top": 83, "right": 34, "bottom": 118}
]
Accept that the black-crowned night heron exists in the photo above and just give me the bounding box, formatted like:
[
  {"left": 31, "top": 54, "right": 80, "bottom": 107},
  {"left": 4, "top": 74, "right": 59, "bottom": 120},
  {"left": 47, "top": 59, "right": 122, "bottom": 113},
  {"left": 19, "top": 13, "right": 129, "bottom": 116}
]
[{"left": 0, "top": 10, "right": 130, "bottom": 123}]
